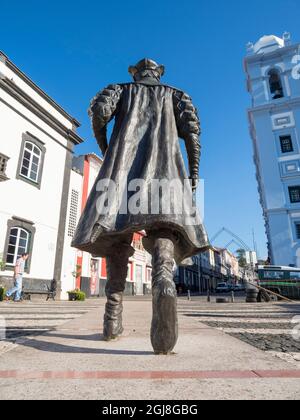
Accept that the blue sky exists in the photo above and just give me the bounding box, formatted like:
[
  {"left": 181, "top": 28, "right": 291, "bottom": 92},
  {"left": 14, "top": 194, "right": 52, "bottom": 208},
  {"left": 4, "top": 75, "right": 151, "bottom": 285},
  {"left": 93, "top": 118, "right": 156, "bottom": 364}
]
[{"left": 1, "top": 0, "right": 300, "bottom": 258}]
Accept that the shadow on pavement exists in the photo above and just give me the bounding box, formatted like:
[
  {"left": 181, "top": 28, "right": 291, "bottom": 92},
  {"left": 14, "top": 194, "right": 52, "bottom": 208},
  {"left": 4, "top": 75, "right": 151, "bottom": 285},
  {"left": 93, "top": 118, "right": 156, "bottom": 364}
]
[
  {"left": 7, "top": 333, "right": 154, "bottom": 356},
  {"left": 277, "top": 303, "right": 300, "bottom": 313},
  {"left": 46, "top": 332, "right": 103, "bottom": 341}
]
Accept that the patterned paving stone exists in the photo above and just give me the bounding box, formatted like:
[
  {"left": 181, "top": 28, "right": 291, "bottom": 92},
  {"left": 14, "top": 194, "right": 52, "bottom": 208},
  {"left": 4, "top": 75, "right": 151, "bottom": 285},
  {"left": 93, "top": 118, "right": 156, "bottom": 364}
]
[
  {"left": 0, "top": 301, "right": 101, "bottom": 346},
  {"left": 182, "top": 300, "right": 300, "bottom": 366}
]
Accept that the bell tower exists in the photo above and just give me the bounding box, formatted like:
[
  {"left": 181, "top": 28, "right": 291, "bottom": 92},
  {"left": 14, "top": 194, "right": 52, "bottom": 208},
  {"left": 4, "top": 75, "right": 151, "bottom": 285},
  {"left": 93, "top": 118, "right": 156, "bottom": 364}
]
[{"left": 244, "top": 33, "right": 300, "bottom": 266}]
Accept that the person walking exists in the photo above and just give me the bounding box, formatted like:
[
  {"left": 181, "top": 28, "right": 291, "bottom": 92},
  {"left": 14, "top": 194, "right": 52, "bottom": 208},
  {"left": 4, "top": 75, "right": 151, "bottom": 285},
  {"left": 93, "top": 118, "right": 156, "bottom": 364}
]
[{"left": 5, "top": 253, "right": 29, "bottom": 302}]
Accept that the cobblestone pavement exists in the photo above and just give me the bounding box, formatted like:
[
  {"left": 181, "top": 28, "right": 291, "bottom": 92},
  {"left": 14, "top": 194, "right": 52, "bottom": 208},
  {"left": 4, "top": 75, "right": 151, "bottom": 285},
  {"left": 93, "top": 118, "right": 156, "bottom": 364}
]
[
  {"left": 0, "top": 300, "right": 101, "bottom": 354},
  {"left": 0, "top": 297, "right": 300, "bottom": 399},
  {"left": 178, "top": 298, "right": 300, "bottom": 366}
]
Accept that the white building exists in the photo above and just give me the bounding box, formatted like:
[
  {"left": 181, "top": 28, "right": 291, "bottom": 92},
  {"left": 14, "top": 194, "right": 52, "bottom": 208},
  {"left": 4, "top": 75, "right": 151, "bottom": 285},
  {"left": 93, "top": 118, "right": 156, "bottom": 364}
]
[
  {"left": 61, "top": 153, "right": 105, "bottom": 299},
  {"left": 245, "top": 33, "right": 300, "bottom": 267},
  {"left": 175, "top": 246, "right": 242, "bottom": 293},
  {"left": 60, "top": 164, "right": 83, "bottom": 299},
  {"left": 0, "top": 51, "right": 83, "bottom": 296}
]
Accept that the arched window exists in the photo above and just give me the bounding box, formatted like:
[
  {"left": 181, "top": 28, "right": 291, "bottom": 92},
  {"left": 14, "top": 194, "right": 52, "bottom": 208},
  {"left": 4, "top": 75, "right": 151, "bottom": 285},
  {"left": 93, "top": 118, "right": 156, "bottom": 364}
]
[
  {"left": 6, "top": 227, "right": 29, "bottom": 265},
  {"left": 268, "top": 69, "right": 284, "bottom": 100},
  {"left": 20, "top": 141, "right": 42, "bottom": 183},
  {"left": 3, "top": 218, "right": 36, "bottom": 272}
]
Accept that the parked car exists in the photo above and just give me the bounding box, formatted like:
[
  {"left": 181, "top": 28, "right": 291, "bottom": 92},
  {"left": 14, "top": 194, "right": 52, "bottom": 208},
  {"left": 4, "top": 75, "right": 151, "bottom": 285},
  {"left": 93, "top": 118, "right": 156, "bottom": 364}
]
[
  {"left": 232, "top": 284, "right": 246, "bottom": 292},
  {"left": 215, "top": 283, "right": 231, "bottom": 293}
]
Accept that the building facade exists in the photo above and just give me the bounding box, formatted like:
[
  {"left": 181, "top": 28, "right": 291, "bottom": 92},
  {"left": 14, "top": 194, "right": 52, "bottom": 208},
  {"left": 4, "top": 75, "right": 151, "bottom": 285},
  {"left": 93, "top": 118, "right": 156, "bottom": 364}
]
[
  {"left": 174, "top": 246, "right": 241, "bottom": 293},
  {"left": 0, "top": 51, "right": 83, "bottom": 296},
  {"left": 60, "top": 162, "right": 84, "bottom": 299},
  {"left": 245, "top": 33, "right": 300, "bottom": 267}
]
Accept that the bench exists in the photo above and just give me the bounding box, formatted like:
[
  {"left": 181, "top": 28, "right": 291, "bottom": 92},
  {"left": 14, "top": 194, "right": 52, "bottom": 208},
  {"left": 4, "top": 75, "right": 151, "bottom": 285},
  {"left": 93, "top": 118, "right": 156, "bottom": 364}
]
[{"left": 22, "top": 279, "right": 57, "bottom": 301}]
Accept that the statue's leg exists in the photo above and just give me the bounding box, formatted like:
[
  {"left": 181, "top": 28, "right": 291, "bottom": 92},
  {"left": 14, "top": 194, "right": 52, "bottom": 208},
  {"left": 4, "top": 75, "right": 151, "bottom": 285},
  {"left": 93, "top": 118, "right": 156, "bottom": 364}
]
[
  {"left": 103, "top": 239, "right": 134, "bottom": 341},
  {"left": 150, "top": 237, "right": 178, "bottom": 354}
]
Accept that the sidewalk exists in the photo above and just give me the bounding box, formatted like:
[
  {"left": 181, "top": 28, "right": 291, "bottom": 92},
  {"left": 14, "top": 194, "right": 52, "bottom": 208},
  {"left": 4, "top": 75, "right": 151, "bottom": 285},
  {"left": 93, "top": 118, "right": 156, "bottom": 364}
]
[{"left": 0, "top": 298, "right": 300, "bottom": 400}]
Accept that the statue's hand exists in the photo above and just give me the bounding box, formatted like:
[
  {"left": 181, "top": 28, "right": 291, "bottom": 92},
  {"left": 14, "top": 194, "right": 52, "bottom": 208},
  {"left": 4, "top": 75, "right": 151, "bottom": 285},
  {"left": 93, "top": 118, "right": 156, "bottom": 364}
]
[{"left": 96, "top": 132, "right": 108, "bottom": 157}]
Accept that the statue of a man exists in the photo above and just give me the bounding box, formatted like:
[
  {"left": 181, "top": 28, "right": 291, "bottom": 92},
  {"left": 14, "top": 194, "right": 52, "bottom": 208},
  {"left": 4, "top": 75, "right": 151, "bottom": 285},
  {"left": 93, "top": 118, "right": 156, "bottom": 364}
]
[{"left": 72, "top": 59, "right": 209, "bottom": 354}]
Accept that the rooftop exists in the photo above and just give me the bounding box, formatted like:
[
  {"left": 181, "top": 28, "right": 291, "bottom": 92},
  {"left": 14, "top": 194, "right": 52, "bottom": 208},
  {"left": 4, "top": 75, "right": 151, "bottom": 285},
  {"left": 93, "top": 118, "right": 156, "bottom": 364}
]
[
  {"left": 246, "top": 32, "right": 293, "bottom": 57},
  {"left": 253, "top": 35, "right": 285, "bottom": 54},
  {"left": 0, "top": 50, "right": 81, "bottom": 129}
]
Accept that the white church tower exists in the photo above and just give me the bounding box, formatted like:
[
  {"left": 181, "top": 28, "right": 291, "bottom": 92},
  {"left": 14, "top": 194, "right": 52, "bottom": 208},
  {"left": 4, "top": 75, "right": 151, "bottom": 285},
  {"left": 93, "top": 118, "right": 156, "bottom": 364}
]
[{"left": 244, "top": 33, "right": 300, "bottom": 267}]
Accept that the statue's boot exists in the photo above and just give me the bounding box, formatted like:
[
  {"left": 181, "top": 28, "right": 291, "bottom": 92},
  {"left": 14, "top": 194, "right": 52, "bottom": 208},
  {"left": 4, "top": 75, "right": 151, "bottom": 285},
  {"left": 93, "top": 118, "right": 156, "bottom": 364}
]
[
  {"left": 103, "top": 247, "right": 132, "bottom": 341},
  {"left": 150, "top": 238, "right": 178, "bottom": 354}
]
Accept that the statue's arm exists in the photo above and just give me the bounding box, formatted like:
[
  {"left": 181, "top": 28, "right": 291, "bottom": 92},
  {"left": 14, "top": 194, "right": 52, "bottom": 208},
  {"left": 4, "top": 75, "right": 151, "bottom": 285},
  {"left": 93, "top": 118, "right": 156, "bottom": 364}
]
[
  {"left": 173, "top": 91, "right": 201, "bottom": 189},
  {"left": 88, "top": 84, "right": 123, "bottom": 156}
]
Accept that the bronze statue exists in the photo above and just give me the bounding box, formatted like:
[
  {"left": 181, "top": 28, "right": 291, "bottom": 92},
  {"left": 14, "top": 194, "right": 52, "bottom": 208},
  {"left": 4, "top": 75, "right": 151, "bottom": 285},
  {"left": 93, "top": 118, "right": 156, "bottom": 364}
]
[{"left": 72, "top": 59, "right": 208, "bottom": 354}]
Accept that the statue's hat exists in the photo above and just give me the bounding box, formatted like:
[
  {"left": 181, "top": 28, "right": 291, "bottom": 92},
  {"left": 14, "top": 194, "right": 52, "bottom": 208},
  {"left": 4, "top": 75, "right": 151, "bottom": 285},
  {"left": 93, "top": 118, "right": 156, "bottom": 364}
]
[{"left": 128, "top": 58, "right": 165, "bottom": 77}]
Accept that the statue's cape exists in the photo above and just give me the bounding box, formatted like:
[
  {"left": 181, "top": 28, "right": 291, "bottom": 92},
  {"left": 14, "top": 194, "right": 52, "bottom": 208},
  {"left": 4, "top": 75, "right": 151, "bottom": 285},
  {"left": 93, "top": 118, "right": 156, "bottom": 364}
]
[{"left": 72, "top": 83, "right": 209, "bottom": 263}]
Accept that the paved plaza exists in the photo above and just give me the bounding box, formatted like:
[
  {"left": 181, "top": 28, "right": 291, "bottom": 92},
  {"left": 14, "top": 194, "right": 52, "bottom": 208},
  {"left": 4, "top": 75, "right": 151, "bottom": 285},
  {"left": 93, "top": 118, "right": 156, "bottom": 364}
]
[{"left": 0, "top": 297, "right": 300, "bottom": 400}]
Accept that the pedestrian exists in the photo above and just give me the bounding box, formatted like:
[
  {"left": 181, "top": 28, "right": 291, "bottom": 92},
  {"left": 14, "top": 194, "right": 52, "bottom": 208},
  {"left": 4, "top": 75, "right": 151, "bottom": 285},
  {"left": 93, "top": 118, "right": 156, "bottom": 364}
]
[{"left": 5, "top": 253, "right": 29, "bottom": 302}]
